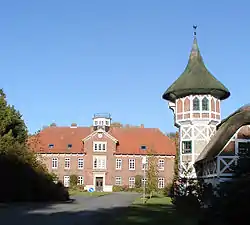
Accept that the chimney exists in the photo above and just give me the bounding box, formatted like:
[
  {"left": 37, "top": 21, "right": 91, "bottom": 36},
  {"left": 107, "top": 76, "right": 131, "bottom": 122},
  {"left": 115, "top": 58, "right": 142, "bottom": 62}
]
[
  {"left": 70, "top": 123, "right": 77, "bottom": 128},
  {"left": 141, "top": 124, "right": 144, "bottom": 128}
]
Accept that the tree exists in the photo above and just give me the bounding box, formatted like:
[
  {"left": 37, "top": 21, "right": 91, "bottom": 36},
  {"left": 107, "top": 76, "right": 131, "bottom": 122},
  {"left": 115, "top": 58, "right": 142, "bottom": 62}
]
[
  {"left": 111, "top": 122, "right": 123, "bottom": 128},
  {"left": 0, "top": 89, "right": 69, "bottom": 202},
  {"left": 146, "top": 148, "right": 159, "bottom": 198},
  {"left": 135, "top": 175, "right": 143, "bottom": 188},
  {"left": 0, "top": 89, "right": 28, "bottom": 153}
]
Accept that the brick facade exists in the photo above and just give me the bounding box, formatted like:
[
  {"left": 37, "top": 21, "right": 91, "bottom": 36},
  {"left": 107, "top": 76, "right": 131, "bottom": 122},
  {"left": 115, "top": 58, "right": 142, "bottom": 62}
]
[{"left": 31, "top": 122, "right": 176, "bottom": 192}]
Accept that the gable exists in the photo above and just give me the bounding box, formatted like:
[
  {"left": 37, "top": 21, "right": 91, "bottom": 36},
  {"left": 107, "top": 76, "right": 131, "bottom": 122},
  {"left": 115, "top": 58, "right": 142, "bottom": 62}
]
[{"left": 82, "top": 128, "right": 118, "bottom": 144}]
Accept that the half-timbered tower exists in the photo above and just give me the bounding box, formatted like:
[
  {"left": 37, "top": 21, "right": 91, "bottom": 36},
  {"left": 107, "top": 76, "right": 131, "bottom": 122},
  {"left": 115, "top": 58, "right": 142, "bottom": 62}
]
[{"left": 162, "top": 28, "right": 230, "bottom": 178}]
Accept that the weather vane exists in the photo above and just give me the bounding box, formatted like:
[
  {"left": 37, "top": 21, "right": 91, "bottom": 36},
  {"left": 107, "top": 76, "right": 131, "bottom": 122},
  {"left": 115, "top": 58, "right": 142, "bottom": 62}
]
[{"left": 193, "top": 25, "right": 197, "bottom": 36}]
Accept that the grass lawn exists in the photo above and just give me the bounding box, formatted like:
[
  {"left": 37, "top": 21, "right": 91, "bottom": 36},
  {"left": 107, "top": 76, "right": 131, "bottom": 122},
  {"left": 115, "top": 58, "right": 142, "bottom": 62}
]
[
  {"left": 92, "top": 195, "right": 200, "bottom": 225},
  {"left": 69, "top": 190, "right": 110, "bottom": 197}
]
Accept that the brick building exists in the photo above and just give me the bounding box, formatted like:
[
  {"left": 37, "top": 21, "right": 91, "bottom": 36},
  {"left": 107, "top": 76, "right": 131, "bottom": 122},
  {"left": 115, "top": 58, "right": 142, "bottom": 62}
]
[{"left": 31, "top": 113, "right": 176, "bottom": 192}]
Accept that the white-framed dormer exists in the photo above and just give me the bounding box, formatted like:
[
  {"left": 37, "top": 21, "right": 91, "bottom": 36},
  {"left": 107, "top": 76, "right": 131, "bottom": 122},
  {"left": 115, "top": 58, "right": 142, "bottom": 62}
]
[{"left": 93, "top": 141, "right": 107, "bottom": 152}]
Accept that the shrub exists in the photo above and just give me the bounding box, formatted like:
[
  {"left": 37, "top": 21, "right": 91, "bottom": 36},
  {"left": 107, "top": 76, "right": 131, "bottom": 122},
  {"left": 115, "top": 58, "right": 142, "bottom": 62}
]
[
  {"left": 0, "top": 153, "right": 70, "bottom": 202},
  {"left": 163, "top": 183, "right": 174, "bottom": 197},
  {"left": 112, "top": 185, "right": 123, "bottom": 192}
]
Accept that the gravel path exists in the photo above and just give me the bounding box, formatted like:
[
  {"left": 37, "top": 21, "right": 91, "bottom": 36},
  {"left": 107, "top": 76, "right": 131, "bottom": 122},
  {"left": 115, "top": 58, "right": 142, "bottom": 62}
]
[{"left": 0, "top": 192, "right": 140, "bottom": 225}]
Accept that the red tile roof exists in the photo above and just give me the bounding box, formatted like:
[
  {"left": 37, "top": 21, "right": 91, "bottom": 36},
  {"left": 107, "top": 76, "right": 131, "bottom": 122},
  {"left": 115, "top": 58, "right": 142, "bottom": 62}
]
[{"left": 29, "top": 126, "right": 176, "bottom": 156}]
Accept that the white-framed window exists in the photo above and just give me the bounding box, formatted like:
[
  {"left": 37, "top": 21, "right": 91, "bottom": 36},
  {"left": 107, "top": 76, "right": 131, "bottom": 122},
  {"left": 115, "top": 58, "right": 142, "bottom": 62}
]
[
  {"left": 193, "top": 97, "right": 200, "bottom": 111},
  {"left": 202, "top": 97, "right": 209, "bottom": 111},
  {"left": 116, "top": 158, "right": 122, "bottom": 170},
  {"left": 142, "top": 178, "right": 147, "bottom": 186},
  {"left": 129, "top": 159, "right": 135, "bottom": 170},
  {"left": 64, "top": 158, "right": 70, "bottom": 169},
  {"left": 142, "top": 158, "right": 148, "bottom": 170},
  {"left": 78, "top": 158, "right": 84, "bottom": 169},
  {"left": 182, "top": 141, "right": 192, "bottom": 154},
  {"left": 129, "top": 177, "right": 135, "bottom": 188},
  {"left": 158, "top": 177, "right": 164, "bottom": 189},
  {"left": 93, "top": 156, "right": 106, "bottom": 169},
  {"left": 158, "top": 159, "right": 165, "bottom": 170},
  {"left": 63, "top": 175, "right": 70, "bottom": 187},
  {"left": 78, "top": 176, "right": 84, "bottom": 185},
  {"left": 238, "top": 142, "right": 250, "bottom": 155},
  {"left": 93, "top": 141, "right": 107, "bottom": 152},
  {"left": 115, "top": 176, "right": 122, "bottom": 185},
  {"left": 52, "top": 158, "right": 58, "bottom": 169}
]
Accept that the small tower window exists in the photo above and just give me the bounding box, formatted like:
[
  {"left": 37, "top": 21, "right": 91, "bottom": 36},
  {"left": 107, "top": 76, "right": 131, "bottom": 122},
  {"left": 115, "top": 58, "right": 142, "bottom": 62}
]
[
  {"left": 67, "top": 144, "right": 72, "bottom": 149},
  {"left": 48, "top": 144, "right": 54, "bottom": 149},
  {"left": 140, "top": 145, "right": 147, "bottom": 150},
  {"left": 193, "top": 97, "right": 200, "bottom": 111},
  {"left": 202, "top": 97, "right": 209, "bottom": 111},
  {"left": 182, "top": 141, "right": 192, "bottom": 154}
]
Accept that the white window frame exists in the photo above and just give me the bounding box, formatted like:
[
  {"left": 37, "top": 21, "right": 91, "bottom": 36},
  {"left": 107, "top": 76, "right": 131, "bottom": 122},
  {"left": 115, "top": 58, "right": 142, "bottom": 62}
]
[
  {"left": 158, "top": 177, "right": 164, "bottom": 189},
  {"left": 115, "top": 176, "right": 122, "bottom": 186},
  {"left": 78, "top": 158, "right": 84, "bottom": 169},
  {"left": 93, "top": 156, "right": 106, "bottom": 169},
  {"left": 52, "top": 157, "right": 58, "bottom": 169},
  {"left": 64, "top": 158, "right": 70, "bottom": 169},
  {"left": 129, "top": 158, "right": 135, "bottom": 170},
  {"left": 142, "top": 178, "right": 147, "bottom": 186},
  {"left": 116, "top": 158, "right": 122, "bottom": 170},
  {"left": 78, "top": 176, "right": 84, "bottom": 185},
  {"left": 129, "top": 177, "right": 135, "bottom": 188},
  {"left": 63, "top": 175, "right": 70, "bottom": 187},
  {"left": 158, "top": 159, "right": 165, "bottom": 171},
  {"left": 142, "top": 158, "right": 148, "bottom": 170},
  {"left": 93, "top": 141, "right": 107, "bottom": 152}
]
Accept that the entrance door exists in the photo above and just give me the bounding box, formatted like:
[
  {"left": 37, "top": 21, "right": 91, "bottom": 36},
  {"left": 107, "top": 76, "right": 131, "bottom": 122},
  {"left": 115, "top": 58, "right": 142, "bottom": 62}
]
[{"left": 95, "top": 177, "right": 103, "bottom": 192}]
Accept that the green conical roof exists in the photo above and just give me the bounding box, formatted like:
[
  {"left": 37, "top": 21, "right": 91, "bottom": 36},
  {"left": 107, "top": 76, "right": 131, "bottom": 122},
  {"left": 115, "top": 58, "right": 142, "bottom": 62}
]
[{"left": 162, "top": 35, "right": 230, "bottom": 102}]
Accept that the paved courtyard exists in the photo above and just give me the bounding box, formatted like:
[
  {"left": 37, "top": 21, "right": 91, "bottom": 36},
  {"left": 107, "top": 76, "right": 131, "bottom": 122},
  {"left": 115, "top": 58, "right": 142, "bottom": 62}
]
[{"left": 0, "top": 192, "right": 140, "bottom": 225}]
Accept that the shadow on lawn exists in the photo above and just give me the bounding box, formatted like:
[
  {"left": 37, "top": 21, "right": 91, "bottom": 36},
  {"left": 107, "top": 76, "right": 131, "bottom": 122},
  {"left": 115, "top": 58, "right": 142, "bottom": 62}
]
[{"left": 0, "top": 201, "right": 199, "bottom": 225}]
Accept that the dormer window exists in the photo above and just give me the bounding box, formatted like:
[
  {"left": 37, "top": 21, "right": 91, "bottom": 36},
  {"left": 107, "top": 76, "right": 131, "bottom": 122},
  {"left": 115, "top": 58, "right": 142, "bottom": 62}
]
[
  {"left": 48, "top": 144, "right": 54, "bottom": 149},
  {"left": 140, "top": 145, "right": 147, "bottom": 150},
  {"left": 67, "top": 144, "right": 72, "bottom": 149},
  {"left": 95, "top": 121, "right": 98, "bottom": 126},
  {"left": 193, "top": 97, "right": 200, "bottom": 111},
  {"left": 202, "top": 97, "right": 209, "bottom": 111}
]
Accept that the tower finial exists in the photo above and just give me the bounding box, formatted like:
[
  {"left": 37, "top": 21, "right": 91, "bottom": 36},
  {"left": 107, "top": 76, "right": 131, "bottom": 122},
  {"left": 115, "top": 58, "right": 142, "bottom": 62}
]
[{"left": 193, "top": 25, "right": 197, "bottom": 36}]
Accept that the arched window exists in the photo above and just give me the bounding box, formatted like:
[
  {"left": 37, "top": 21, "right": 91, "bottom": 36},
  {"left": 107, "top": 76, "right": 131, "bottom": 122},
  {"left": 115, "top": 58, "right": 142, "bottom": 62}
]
[
  {"left": 202, "top": 97, "right": 209, "bottom": 111},
  {"left": 193, "top": 97, "right": 200, "bottom": 111}
]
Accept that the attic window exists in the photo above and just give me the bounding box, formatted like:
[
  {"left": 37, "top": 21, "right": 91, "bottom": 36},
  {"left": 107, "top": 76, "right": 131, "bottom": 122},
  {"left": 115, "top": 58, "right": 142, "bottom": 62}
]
[
  {"left": 67, "top": 144, "right": 72, "bottom": 149},
  {"left": 140, "top": 145, "right": 147, "bottom": 150},
  {"left": 48, "top": 144, "right": 54, "bottom": 149}
]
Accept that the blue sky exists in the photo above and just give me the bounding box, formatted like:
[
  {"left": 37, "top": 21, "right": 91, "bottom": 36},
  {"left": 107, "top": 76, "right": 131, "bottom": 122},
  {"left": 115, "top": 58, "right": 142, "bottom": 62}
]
[{"left": 0, "top": 0, "right": 249, "bottom": 134}]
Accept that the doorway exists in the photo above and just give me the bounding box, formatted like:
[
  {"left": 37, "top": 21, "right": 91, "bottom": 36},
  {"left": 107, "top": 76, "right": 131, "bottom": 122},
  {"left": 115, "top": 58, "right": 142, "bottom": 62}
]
[{"left": 95, "top": 177, "right": 104, "bottom": 192}]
